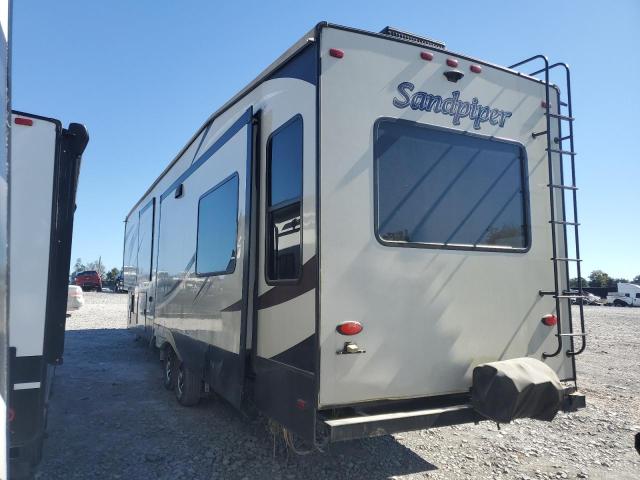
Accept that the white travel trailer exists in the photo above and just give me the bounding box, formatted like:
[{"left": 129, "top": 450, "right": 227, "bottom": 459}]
[
  {"left": 8, "top": 111, "right": 88, "bottom": 475},
  {"left": 606, "top": 283, "right": 640, "bottom": 307},
  {"left": 124, "top": 23, "right": 585, "bottom": 445}
]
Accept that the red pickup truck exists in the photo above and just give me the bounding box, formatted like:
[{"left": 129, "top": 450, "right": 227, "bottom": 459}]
[{"left": 74, "top": 270, "right": 102, "bottom": 292}]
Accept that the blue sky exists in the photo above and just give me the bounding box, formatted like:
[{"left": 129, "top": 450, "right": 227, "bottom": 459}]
[{"left": 11, "top": 1, "right": 640, "bottom": 279}]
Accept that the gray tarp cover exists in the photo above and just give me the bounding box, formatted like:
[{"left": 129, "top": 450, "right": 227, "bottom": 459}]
[{"left": 471, "top": 357, "right": 564, "bottom": 423}]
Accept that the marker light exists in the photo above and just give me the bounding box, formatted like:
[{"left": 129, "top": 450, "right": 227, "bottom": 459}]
[
  {"left": 336, "top": 321, "right": 363, "bottom": 335},
  {"left": 541, "top": 314, "right": 557, "bottom": 326},
  {"left": 446, "top": 58, "right": 458, "bottom": 68},
  {"left": 470, "top": 64, "right": 482, "bottom": 73},
  {"left": 420, "top": 51, "right": 433, "bottom": 61},
  {"left": 14, "top": 117, "right": 33, "bottom": 126},
  {"left": 329, "top": 48, "right": 344, "bottom": 59}
]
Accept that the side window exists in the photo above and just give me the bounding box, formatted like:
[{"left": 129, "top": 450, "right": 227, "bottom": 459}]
[
  {"left": 138, "top": 199, "right": 155, "bottom": 282},
  {"left": 196, "top": 174, "right": 239, "bottom": 276},
  {"left": 636, "top": 293, "right": 640, "bottom": 299},
  {"left": 266, "top": 115, "right": 303, "bottom": 282}
]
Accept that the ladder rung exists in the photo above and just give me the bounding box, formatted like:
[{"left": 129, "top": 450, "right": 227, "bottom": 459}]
[
  {"left": 551, "top": 257, "right": 582, "bottom": 262},
  {"left": 559, "top": 101, "right": 568, "bottom": 107},
  {"left": 558, "top": 333, "right": 586, "bottom": 337},
  {"left": 547, "top": 148, "right": 576, "bottom": 156},
  {"left": 539, "top": 291, "right": 584, "bottom": 299},
  {"left": 550, "top": 220, "right": 579, "bottom": 226},
  {"left": 560, "top": 135, "right": 571, "bottom": 141},
  {"left": 547, "top": 113, "right": 574, "bottom": 121},
  {"left": 548, "top": 184, "right": 578, "bottom": 190}
]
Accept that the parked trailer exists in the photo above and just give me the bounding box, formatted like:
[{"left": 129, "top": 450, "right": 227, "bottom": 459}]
[
  {"left": 124, "top": 23, "right": 585, "bottom": 447},
  {"left": 8, "top": 111, "right": 88, "bottom": 476},
  {"left": 606, "top": 283, "right": 640, "bottom": 307}
]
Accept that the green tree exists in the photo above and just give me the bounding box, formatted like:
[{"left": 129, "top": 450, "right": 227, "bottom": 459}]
[
  {"left": 588, "top": 270, "right": 610, "bottom": 288},
  {"left": 105, "top": 268, "right": 120, "bottom": 282},
  {"left": 632, "top": 275, "right": 640, "bottom": 284},
  {"left": 609, "top": 277, "right": 629, "bottom": 287},
  {"left": 569, "top": 277, "right": 587, "bottom": 288},
  {"left": 73, "top": 257, "right": 85, "bottom": 273}
]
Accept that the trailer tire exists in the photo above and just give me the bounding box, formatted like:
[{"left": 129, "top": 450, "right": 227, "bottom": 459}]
[
  {"left": 162, "top": 347, "right": 176, "bottom": 390},
  {"left": 175, "top": 362, "right": 201, "bottom": 406}
]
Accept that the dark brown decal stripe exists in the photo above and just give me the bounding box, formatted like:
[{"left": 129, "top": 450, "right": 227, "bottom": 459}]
[
  {"left": 221, "top": 255, "right": 317, "bottom": 312},
  {"left": 270, "top": 334, "right": 316, "bottom": 373}
]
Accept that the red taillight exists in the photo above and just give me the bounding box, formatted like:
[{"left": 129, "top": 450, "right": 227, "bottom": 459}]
[
  {"left": 541, "top": 314, "right": 557, "bottom": 326},
  {"left": 420, "top": 51, "right": 433, "bottom": 61},
  {"left": 336, "top": 321, "right": 363, "bottom": 336},
  {"left": 470, "top": 64, "right": 482, "bottom": 73},
  {"left": 446, "top": 58, "right": 458, "bottom": 68},
  {"left": 541, "top": 100, "right": 550, "bottom": 108},
  {"left": 329, "top": 48, "right": 344, "bottom": 59},
  {"left": 14, "top": 117, "right": 33, "bottom": 126},
  {"left": 8, "top": 408, "right": 15, "bottom": 422}
]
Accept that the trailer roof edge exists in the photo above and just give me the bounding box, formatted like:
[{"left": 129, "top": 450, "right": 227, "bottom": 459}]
[
  {"left": 126, "top": 23, "right": 324, "bottom": 219},
  {"left": 126, "top": 21, "right": 551, "bottom": 220}
]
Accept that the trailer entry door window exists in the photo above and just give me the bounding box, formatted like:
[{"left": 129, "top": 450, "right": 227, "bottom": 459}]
[
  {"left": 267, "top": 115, "right": 303, "bottom": 282},
  {"left": 196, "top": 174, "right": 239, "bottom": 275},
  {"left": 375, "top": 119, "right": 529, "bottom": 250}
]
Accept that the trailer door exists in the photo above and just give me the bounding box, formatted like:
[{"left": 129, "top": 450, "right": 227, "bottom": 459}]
[{"left": 250, "top": 70, "right": 318, "bottom": 442}]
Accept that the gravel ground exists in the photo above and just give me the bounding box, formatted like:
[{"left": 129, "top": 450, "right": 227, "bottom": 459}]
[{"left": 36, "top": 293, "right": 639, "bottom": 479}]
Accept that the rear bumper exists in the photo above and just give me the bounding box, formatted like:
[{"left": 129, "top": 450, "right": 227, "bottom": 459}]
[
  {"left": 323, "top": 388, "right": 585, "bottom": 442},
  {"left": 325, "top": 403, "right": 482, "bottom": 442}
]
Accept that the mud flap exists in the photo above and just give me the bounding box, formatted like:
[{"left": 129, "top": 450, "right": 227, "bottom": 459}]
[{"left": 471, "top": 357, "right": 564, "bottom": 423}]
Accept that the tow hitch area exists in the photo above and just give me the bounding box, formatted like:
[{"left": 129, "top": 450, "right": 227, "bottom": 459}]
[{"left": 471, "top": 357, "right": 584, "bottom": 423}]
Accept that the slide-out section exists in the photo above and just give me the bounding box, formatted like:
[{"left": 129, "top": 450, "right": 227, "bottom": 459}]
[{"left": 154, "top": 108, "right": 255, "bottom": 408}]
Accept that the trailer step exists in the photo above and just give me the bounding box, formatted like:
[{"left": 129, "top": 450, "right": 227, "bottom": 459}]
[
  {"left": 551, "top": 257, "right": 582, "bottom": 262},
  {"left": 324, "top": 404, "right": 482, "bottom": 442},
  {"left": 547, "top": 148, "right": 576, "bottom": 156},
  {"left": 557, "top": 333, "right": 587, "bottom": 337}
]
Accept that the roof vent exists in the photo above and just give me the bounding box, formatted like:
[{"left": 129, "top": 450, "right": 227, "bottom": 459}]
[{"left": 379, "top": 26, "right": 446, "bottom": 50}]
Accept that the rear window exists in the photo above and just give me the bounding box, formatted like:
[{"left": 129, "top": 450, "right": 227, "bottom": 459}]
[{"left": 374, "top": 119, "right": 529, "bottom": 251}]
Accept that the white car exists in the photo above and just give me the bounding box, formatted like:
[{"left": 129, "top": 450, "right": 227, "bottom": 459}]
[{"left": 67, "top": 285, "right": 84, "bottom": 311}]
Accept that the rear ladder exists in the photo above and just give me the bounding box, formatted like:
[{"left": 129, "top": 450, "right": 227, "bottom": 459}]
[{"left": 508, "top": 56, "right": 586, "bottom": 358}]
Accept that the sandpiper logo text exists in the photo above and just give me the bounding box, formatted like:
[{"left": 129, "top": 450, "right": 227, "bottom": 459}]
[{"left": 392, "top": 81, "right": 513, "bottom": 130}]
